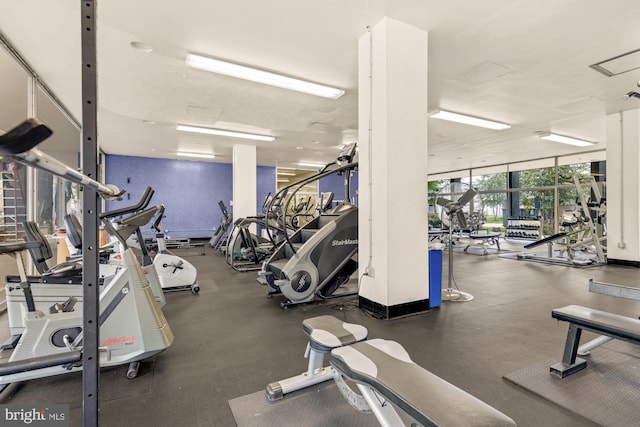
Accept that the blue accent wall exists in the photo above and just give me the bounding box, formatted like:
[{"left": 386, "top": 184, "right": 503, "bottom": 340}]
[
  {"left": 319, "top": 170, "right": 358, "bottom": 207},
  {"left": 257, "top": 165, "right": 276, "bottom": 214},
  {"left": 105, "top": 155, "right": 275, "bottom": 239}
]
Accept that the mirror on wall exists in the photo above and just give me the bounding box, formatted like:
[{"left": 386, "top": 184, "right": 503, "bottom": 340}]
[
  {"left": 0, "top": 40, "right": 82, "bottom": 239},
  {"left": 0, "top": 43, "right": 29, "bottom": 241}
]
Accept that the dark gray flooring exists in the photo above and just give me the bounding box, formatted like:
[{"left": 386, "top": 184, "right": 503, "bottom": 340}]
[{"left": 1, "top": 241, "right": 639, "bottom": 426}]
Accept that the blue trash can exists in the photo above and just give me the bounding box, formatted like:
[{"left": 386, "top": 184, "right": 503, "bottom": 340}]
[{"left": 428, "top": 248, "right": 443, "bottom": 308}]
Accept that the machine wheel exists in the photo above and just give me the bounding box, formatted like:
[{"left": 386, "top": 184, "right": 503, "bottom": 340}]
[
  {"left": 191, "top": 284, "right": 200, "bottom": 294},
  {"left": 127, "top": 361, "right": 140, "bottom": 379}
]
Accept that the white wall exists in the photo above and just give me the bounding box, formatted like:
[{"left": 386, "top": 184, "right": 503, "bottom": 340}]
[{"left": 606, "top": 110, "right": 640, "bottom": 262}]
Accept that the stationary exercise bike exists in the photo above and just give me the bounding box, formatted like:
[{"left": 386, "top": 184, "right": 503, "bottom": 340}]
[
  {"left": 0, "top": 222, "right": 174, "bottom": 387},
  {"left": 149, "top": 205, "right": 199, "bottom": 293},
  {"left": 0, "top": 118, "right": 174, "bottom": 389},
  {"left": 101, "top": 189, "right": 199, "bottom": 294},
  {"left": 3, "top": 195, "right": 168, "bottom": 347}
]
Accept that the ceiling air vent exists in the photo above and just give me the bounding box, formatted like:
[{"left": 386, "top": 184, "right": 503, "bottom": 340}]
[{"left": 590, "top": 48, "right": 640, "bottom": 77}]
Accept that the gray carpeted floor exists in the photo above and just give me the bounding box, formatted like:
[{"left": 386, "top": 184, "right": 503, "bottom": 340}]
[
  {"left": 499, "top": 251, "right": 603, "bottom": 268},
  {"left": 1, "top": 240, "right": 640, "bottom": 426},
  {"left": 504, "top": 340, "right": 640, "bottom": 427}
]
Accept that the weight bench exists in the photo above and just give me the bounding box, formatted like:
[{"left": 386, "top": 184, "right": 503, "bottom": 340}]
[
  {"left": 464, "top": 232, "right": 502, "bottom": 254},
  {"left": 266, "top": 315, "right": 368, "bottom": 401},
  {"left": 331, "top": 339, "right": 516, "bottom": 426},
  {"left": 550, "top": 305, "right": 640, "bottom": 378}
]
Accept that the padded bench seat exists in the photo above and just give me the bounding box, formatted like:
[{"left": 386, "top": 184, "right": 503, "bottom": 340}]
[
  {"left": 331, "top": 339, "right": 516, "bottom": 426},
  {"left": 551, "top": 305, "right": 640, "bottom": 377}
]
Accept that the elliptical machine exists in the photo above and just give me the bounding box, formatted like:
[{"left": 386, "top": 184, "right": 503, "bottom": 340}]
[
  {"left": 209, "top": 201, "right": 233, "bottom": 250},
  {"left": 260, "top": 143, "right": 359, "bottom": 308},
  {"left": 225, "top": 192, "right": 291, "bottom": 272}
]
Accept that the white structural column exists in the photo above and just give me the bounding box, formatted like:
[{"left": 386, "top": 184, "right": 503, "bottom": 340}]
[
  {"left": 357, "top": 18, "right": 429, "bottom": 318},
  {"left": 232, "top": 144, "right": 257, "bottom": 228},
  {"left": 606, "top": 110, "right": 640, "bottom": 264}
]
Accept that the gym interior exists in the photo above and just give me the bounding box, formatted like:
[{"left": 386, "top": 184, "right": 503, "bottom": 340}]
[{"left": 1, "top": 2, "right": 640, "bottom": 426}]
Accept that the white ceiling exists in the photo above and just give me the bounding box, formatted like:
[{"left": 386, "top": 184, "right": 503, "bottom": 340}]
[{"left": 1, "top": 0, "right": 639, "bottom": 173}]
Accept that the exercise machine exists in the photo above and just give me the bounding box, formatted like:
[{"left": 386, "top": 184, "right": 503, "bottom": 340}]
[
  {"left": 225, "top": 191, "right": 291, "bottom": 272},
  {"left": 260, "top": 143, "right": 358, "bottom": 308},
  {"left": 102, "top": 189, "right": 200, "bottom": 293},
  {"left": 0, "top": 227, "right": 174, "bottom": 387},
  {"left": 150, "top": 205, "right": 200, "bottom": 292},
  {"left": 516, "top": 175, "right": 606, "bottom": 266},
  {"left": 0, "top": 118, "right": 173, "bottom": 391},
  {"left": 210, "top": 201, "right": 233, "bottom": 250}
]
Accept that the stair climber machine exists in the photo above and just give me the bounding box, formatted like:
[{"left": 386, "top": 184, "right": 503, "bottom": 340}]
[
  {"left": 0, "top": 118, "right": 173, "bottom": 390},
  {"left": 149, "top": 205, "right": 200, "bottom": 292},
  {"left": 259, "top": 143, "right": 359, "bottom": 308}
]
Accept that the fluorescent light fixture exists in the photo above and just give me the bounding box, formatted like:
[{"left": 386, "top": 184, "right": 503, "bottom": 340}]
[
  {"left": 177, "top": 152, "right": 216, "bottom": 159},
  {"left": 185, "top": 53, "right": 345, "bottom": 99},
  {"left": 277, "top": 171, "right": 296, "bottom": 176},
  {"left": 430, "top": 110, "right": 511, "bottom": 130},
  {"left": 277, "top": 179, "right": 290, "bottom": 183},
  {"left": 298, "top": 161, "right": 325, "bottom": 168},
  {"left": 176, "top": 124, "right": 275, "bottom": 142},
  {"left": 539, "top": 132, "right": 596, "bottom": 147}
]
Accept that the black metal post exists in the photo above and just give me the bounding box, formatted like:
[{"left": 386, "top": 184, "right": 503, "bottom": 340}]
[{"left": 81, "top": 1, "right": 100, "bottom": 425}]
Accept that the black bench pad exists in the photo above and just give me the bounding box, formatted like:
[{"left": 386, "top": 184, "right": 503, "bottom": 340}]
[{"left": 331, "top": 339, "right": 516, "bottom": 427}]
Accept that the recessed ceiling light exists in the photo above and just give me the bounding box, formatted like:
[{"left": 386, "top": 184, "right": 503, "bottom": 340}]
[
  {"left": 176, "top": 124, "right": 275, "bottom": 142},
  {"left": 185, "top": 53, "right": 345, "bottom": 99},
  {"left": 130, "top": 41, "right": 154, "bottom": 53},
  {"left": 177, "top": 152, "right": 216, "bottom": 159},
  {"left": 539, "top": 132, "right": 596, "bottom": 147},
  {"left": 430, "top": 110, "right": 511, "bottom": 130},
  {"left": 277, "top": 171, "right": 296, "bottom": 176},
  {"left": 313, "top": 141, "right": 321, "bottom": 144},
  {"left": 296, "top": 146, "right": 303, "bottom": 150}
]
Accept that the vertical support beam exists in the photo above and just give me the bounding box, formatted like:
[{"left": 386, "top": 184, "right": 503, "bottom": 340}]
[
  {"left": 553, "top": 157, "right": 559, "bottom": 235},
  {"left": 508, "top": 171, "right": 520, "bottom": 218},
  {"left": 357, "top": 18, "right": 429, "bottom": 318},
  {"left": 80, "top": 1, "right": 99, "bottom": 425},
  {"left": 232, "top": 144, "right": 257, "bottom": 232},
  {"left": 606, "top": 110, "right": 640, "bottom": 265}
]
